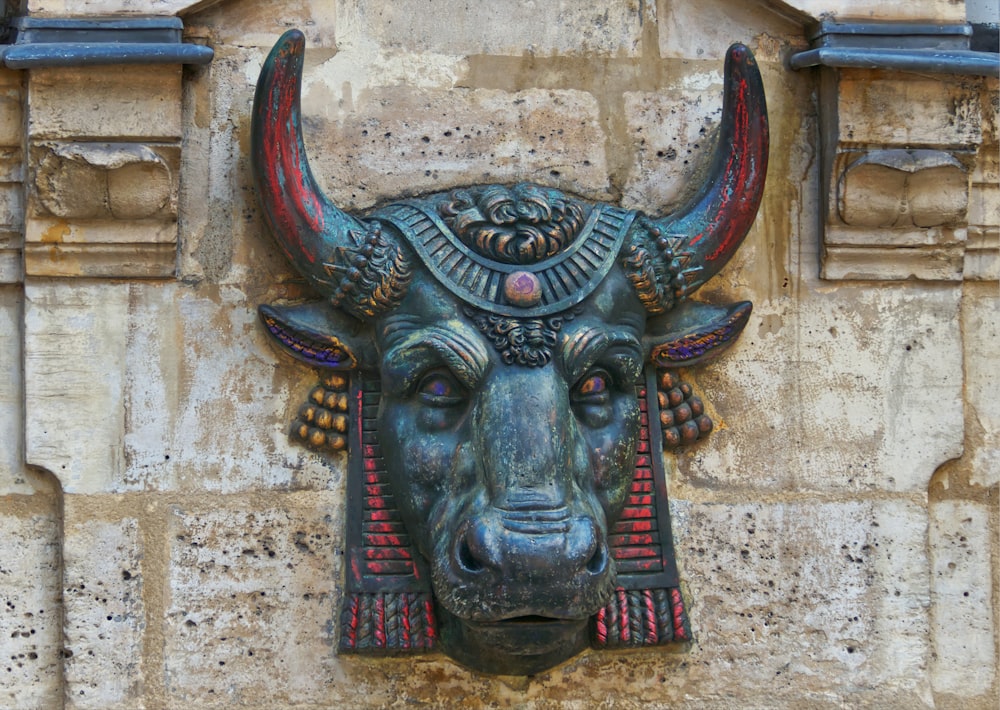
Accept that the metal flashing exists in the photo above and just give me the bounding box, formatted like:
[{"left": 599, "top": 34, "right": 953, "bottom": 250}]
[
  {"left": 791, "top": 20, "right": 999, "bottom": 76},
  {"left": 1, "top": 15, "right": 213, "bottom": 68}
]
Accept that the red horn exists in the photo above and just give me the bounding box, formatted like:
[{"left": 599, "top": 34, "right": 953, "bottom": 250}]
[
  {"left": 648, "top": 43, "right": 768, "bottom": 297},
  {"left": 252, "top": 31, "right": 366, "bottom": 291}
]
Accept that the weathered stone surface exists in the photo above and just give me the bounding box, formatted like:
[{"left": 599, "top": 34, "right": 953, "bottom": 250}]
[
  {"left": 822, "top": 245, "right": 965, "bottom": 281},
  {"left": 0, "top": 183, "right": 24, "bottom": 235},
  {"left": 784, "top": 0, "right": 964, "bottom": 22},
  {"left": 28, "top": 0, "right": 203, "bottom": 13},
  {"left": 28, "top": 65, "right": 182, "bottom": 141},
  {"left": 23, "top": 282, "right": 128, "bottom": 493},
  {"left": 667, "top": 499, "right": 933, "bottom": 704},
  {"left": 678, "top": 284, "right": 963, "bottom": 493},
  {"left": 119, "top": 283, "right": 338, "bottom": 493},
  {"left": 337, "top": 0, "right": 644, "bottom": 57},
  {"left": 0, "top": 249, "right": 20, "bottom": 284},
  {"left": 186, "top": 0, "right": 337, "bottom": 47},
  {"left": 0, "top": 72, "right": 23, "bottom": 148},
  {"left": 0, "top": 508, "right": 61, "bottom": 710},
  {"left": 0, "top": 287, "right": 26, "bottom": 494},
  {"left": 63, "top": 514, "right": 145, "bottom": 709},
  {"left": 837, "top": 74, "right": 982, "bottom": 148},
  {"left": 963, "top": 284, "right": 1000, "bottom": 487},
  {"left": 306, "top": 87, "right": 610, "bottom": 208},
  {"left": 929, "top": 501, "right": 996, "bottom": 699},
  {"left": 622, "top": 87, "right": 724, "bottom": 212},
  {"left": 23, "top": 242, "right": 177, "bottom": 279},
  {"left": 164, "top": 496, "right": 340, "bottom": 706},
  {"left": 658, "top": 0, "right": 806, "bottom": 61}
]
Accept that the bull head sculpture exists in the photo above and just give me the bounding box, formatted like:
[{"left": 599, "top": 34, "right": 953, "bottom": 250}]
[{"left": 253, "top": 30, "right": 767, "bottom": 675}]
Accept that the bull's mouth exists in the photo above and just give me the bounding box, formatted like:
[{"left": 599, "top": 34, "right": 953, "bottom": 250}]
[{"left": 458, "top": 614, "right": 588, "bottom": 656}]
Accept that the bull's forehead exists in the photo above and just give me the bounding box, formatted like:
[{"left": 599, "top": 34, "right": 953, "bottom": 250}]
[{"left": 376, "top": 267, "right": 647, "bottom": 372}]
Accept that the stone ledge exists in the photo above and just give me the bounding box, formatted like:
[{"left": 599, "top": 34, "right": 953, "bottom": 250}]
[
  {"left": 24, "top": 242, "right": 176, "bottom": 278},
  {"left": 821, "top": 245, "right": 964, "bottom": 281}
]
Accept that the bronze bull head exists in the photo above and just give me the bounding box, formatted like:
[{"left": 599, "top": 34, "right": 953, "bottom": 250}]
[{"left": 252, "top": 30, "right": 767, "bottom": 674}]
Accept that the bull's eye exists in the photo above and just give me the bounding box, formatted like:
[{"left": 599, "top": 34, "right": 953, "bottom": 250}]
[
  {"left": 417, "top": 371, "right": 466, "bottom": 407},
  {"left": 572, "top": 370, "right": 610, "bottom": 403}
]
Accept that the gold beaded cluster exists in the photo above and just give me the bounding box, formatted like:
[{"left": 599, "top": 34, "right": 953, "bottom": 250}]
[
  {"left": 656, "top": 370, "right": 713, "bottom": 449},
  {"left": 292, "top": 373, "right": 350, "bottom": 452}
]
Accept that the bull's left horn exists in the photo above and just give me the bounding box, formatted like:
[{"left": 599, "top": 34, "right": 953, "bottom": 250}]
[
  {"left": 644, "top": 44, "right": 768, "bottom": 300},
  {"left": 252, "top": 30, "right": 409, "bottom": 318}
]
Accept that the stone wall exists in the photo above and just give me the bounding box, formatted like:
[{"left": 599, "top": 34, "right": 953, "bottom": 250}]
[{"left": 1, "top": 1, "right": 996, "bottom": 708}]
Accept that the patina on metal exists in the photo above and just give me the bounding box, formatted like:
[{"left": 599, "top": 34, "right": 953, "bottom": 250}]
[
  {"left": 789, "top": 20, "right": 1000, "bottom": 76},
  {"left": 253, "top": 30, "right": 767, "bottom": 675},
  {"left": 0, "top": 16, "right": 214, "bottom": 68}
]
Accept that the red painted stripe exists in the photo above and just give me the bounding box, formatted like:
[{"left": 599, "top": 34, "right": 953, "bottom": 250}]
[
  {"left": 364, "top": 548, "right": 413, "bottom": 560},
  {"left": 612, "top": 546, "right": 660, "bottom": 560},
  {"left": 611, "top": 519, "right": 656, "bottom": 533},
  {"left": 620, "top": 506, "right": 654, "bottom": 519},
  {"left": 363, "top": 534, "right": 409, "bottom": 547},
  {"left": 608, "top": 533, "right": 656, "bottom": 547}
]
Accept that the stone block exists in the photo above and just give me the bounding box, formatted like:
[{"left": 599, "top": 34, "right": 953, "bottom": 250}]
[
  {"left": 28, "top": 0, "right": 200, "bottom": 13},
  {"left": 0, "top": 147, "right": 23, "bottom": 184},
  {"left": 118, "top": 283, "right": 338, "bottom": 493},
  {"left": 837, "top": 73, "right": 981, "bottom": 148},
  {"left": 967, "top": 180, "right": 999, "bottom": 230},
  {"left": 0, "top": 76, "right": 23, "bottom": 148},
  {"left": 63, "top": 513, "right": 145, "bottom": 709},
  {"left": 929, "top": 501, "right": 995, "bottom": 697},
  {"left": 23, "top": 242, "right": 177, "bottom": 279},
  {"left": 336, "top": 0, "right": 643, "bottom": 57},
  {"left": 0, "top": 182, "right": 24, "bottom": 232},
  {"left": 963, "top": 285, "right": 1000, "bottom": 487},
  {"left": 0, "top": 509, "right": 61, "bottom": 710},
  {"left": 185, "top": 0, "right": 337, "bottom": 47},
  {"left": 23, "top": 281, "right": 128, "bottom": 493},
  {"left": 668, "top": 499, "right": 932, "bottom": 702},
  {"left": 0, "top": 287, "right": 26, "bottom": 494},
  {"left": 28, "top": 65, "right": 182, "bottom": 141},
  {"left": 658, "top": 0, "right": 804, "bottom": 60},
  {"left": 785, "top": 0, "right": 963, "bottom": 22},
  {"left": 0, "top": 249, "right": 19, "bottom": 284},
  {"left": 622, "top": 87, "right": 724, "bottom": 212},
  {"left": 304, "top": 86, "right": 609, "bottom": 209},
  {"left": 164, "top": 495, "right": 340, "bottom": 706},
  {"left": 678, "top": 284, "right": 963, "bottom": 493}
]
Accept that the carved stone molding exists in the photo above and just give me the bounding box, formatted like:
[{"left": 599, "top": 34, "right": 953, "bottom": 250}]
[{"left": 794, "top": 21, "right": 999, "bottom": 282}]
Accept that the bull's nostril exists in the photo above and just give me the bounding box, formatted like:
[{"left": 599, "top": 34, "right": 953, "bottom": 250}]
[
  {"left": 586, "top": 542, "right": 608, "bottom": 575},
  {"left": 457, "top": 537, "right": 483, "bottom": 574}
]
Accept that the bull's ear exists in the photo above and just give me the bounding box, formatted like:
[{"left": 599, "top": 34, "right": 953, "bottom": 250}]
[
  {"left": 645, "top": 300, "right": 752, "bottom": 368},
  {"left": 259, "top": 301, "right": 376, "bottom": 369}
]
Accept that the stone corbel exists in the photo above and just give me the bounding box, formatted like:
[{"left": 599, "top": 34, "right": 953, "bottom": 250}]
[
  {"left": 791, "top": 21, "right": 999, "bottom": 282},
  {"left": 5, "top": 15, "right": 213, "bottom": 279}
]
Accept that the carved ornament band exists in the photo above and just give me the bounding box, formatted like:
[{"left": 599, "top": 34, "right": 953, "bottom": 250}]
[{"left": 374, "top": 200, "right": 636, "bottom": 318}]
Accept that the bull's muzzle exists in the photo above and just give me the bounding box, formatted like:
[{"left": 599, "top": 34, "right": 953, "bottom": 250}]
[{"left": 456, "top": 506, "right": 609, "bottom": 584}]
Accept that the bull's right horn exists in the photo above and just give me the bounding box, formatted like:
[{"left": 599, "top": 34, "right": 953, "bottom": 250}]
[
  {"left": 625, "top": 43, "right": 768, "bottom": 314},
  {"left": 252, "top": 30, "right": 410, "bottom": 319}
]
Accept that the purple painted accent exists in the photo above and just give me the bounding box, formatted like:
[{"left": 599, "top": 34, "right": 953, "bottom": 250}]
[
  {"left": 503, "top": 270, "right": 542, "bottom": 307},
  {"left": 263, "top": 316, "right": 350, "bottom": 366},
  {"left": 656, "top": 323, "right": 738, "bottom": 365}
]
